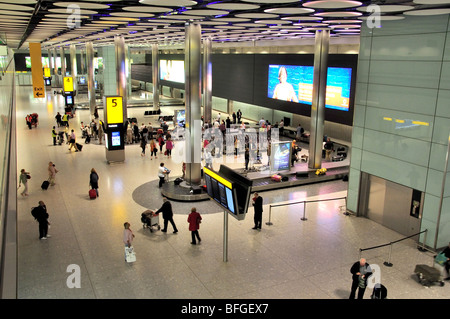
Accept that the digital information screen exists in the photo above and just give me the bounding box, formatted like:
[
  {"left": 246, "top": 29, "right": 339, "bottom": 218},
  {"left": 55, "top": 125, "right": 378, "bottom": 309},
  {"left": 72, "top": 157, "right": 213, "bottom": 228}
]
[
  {"left": 160, "top": 60, "right": 185, "bottom": 83},
  {"left": 65, "top": 95, "right": 73, "bottom": 105},
  {"left": 111, "top": 131, "right": 121, "bottom": 147},
  {"left": 204, "top": 167, "right": 237, "bottom": 215},
  {"left": 268, "top": 64, "right": 352, "bottom": 111}
]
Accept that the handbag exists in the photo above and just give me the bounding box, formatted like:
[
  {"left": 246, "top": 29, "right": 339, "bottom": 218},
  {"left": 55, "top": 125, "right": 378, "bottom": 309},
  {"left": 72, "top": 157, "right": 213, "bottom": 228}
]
[
  {"left": 26, "top": 174, "right": 31, "bottom": 179},
  {"left": 125, "top": 246, "right": 136, "bottom": 263},
  {"left": 435, "top": 253, "right": 447, "bottom": 265}
]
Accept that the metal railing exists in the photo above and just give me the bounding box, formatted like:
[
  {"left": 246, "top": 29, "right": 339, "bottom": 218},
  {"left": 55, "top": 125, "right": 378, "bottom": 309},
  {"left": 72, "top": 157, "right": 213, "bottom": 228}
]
[
  {"left": 266, "top": 196, "right": 348, "bottom": 225},
  {"left": 359, "top": 229, "right": 428, "bottom": 267}
]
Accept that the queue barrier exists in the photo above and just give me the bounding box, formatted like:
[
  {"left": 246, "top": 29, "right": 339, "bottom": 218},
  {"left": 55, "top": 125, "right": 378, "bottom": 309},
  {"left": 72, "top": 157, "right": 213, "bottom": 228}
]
[
  {"left": 266, "top": 196, "right": 348, "bottom": 226},
  {"left": 359, "top": 229, "right": 428, "bottom": 267}
]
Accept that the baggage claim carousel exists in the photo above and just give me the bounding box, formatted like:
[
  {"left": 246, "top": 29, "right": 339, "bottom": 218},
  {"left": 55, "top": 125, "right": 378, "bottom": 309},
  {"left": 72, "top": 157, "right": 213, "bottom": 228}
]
[{"left": 160, "top": 162, "right": 349, "bottom": 202}]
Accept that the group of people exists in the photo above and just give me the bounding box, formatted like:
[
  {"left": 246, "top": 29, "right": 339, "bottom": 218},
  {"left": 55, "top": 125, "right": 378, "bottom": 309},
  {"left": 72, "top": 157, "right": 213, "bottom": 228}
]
[{"left": 123, "top": 198, "right": 203, "bottom": 254}]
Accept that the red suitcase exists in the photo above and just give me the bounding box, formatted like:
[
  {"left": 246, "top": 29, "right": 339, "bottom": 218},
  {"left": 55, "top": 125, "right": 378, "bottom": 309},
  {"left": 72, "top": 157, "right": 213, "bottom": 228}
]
[{"left": 89, "top": 189, "right": 97, "bottom": 199}]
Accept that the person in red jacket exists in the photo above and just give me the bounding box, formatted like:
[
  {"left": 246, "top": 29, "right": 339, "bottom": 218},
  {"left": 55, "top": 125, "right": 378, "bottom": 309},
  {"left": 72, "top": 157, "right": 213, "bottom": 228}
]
[{"left": 187, "top": 207, "right": 202, "bottom": 245}]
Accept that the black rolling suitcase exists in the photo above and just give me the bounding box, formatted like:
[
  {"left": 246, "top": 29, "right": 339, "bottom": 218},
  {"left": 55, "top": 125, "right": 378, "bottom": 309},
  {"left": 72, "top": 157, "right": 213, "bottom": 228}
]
[
  {"left": 41, "top": 180, "right": 50, "bottom": 190},
  {"left": 414, "top": 264, "right": 444, "bottom": 286},
  {"left": 76, "top": 143, "right": 83, "bottom": 151}
]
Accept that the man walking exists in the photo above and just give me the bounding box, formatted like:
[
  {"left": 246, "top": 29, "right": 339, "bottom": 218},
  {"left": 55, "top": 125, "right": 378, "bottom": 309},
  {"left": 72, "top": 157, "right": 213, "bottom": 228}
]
[{"left": 155, "top": 197, "right": 178, "bottom": 234}]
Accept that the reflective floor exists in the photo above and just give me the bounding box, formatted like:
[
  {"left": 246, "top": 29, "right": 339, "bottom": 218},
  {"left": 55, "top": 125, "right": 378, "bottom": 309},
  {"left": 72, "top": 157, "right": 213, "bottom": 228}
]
[{"left": 15, "top": 85, "right": 450, "bottom": 300}]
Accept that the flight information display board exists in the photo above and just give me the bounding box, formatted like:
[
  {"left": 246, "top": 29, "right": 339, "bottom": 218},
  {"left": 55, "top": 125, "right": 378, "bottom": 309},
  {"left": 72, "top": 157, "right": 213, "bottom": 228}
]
[{"left": 203, "top": 167, "right": 239, "bottom": 218}]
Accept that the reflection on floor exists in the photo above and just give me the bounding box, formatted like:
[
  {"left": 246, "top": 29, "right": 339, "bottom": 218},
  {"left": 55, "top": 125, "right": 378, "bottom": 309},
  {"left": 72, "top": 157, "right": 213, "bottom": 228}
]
[{"left": 16, "top": 86, "right": 449, "bottom": 299}]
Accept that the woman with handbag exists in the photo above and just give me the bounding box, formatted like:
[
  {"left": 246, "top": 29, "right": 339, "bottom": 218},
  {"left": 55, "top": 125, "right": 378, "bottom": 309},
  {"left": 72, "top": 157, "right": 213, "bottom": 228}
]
[
  {"left": 19, "top": 168, "right": 30, "bottom": 196},
  {"left": 149, "top": 138, "right": 158, "bottom": 160}
]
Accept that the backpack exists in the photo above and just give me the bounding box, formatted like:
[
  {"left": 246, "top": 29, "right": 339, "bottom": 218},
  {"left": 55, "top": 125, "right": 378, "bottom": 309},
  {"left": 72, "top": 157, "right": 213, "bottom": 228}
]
[{"left": 31, "top": 207, "right": 39, "bottom": 219}]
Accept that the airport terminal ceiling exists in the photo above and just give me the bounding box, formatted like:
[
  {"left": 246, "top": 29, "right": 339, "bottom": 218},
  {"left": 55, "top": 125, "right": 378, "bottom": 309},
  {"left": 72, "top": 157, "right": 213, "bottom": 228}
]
[{"left": 0, "top": 0, "right": 449, "bottom": 51}]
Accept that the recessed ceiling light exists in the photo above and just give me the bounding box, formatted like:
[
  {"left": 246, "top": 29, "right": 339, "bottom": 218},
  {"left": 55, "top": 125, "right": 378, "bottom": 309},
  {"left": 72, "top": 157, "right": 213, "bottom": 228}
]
[
  {"left": 139, "top": 0, "right": 197, "bottom": 6},
  {"left": 207, "top": 3, "right": 259, "bottom": 10},
  {"left": 182, "top": 9, "right": 228, "bottom": 16},
  {"left": 314, "top": 11, "right": 362, "bottom": 17},
  {"left": 303, "top": 0, "right": 362, "bottom": 9},
  {"left": 235, "top": 13, "right": 279, "bottom": 19},
  {"left": 264, "top": 8, "right": 315, "bottom": 14},
  {"left": 356, "top": 5, "right": 415, "bottom": 13},
  {"left": 404, "top": 8, "right": 450, "bottom": 15},
  {"left": 123, "top": 6, "right": 173, "bottom": 13},
  {"left": 53, "top": 2, "right": 109, "bottom": 9}
]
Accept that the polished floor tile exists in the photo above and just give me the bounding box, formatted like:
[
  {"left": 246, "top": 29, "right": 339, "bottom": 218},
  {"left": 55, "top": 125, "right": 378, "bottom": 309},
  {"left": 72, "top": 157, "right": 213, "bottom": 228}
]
[{"left": 15, "top": 86, "right": 450, "bottom": 300}]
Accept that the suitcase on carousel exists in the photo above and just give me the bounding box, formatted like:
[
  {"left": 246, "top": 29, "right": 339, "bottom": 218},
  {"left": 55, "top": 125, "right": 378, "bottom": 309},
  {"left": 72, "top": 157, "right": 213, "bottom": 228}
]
[
  {"left": 89, "top": 189, "right": 97, "bottom": 199},
  {"left": 271, "top": 174, "right": 282, "bottom": 182}
]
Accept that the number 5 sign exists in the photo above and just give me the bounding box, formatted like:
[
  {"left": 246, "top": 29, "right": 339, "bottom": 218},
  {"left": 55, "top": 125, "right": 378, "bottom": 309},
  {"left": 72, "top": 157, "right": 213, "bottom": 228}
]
[{"left": 105, "top": 96, "right": 124, "bottom": 124}]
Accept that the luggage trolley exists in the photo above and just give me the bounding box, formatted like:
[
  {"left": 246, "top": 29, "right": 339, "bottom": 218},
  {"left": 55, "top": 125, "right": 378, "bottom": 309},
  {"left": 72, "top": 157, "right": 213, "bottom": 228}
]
[{"left": 141, "top": 210, "right": 160, "bottom": 232}]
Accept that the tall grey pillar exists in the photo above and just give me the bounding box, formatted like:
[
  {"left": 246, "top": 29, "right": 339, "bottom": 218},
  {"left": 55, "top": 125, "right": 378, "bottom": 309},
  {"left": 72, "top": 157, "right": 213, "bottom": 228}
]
[
  {"left": 48, "top": 49, "right": 54, "bottom": 75},
  {"left": 80, "top": 48, "right": 85, "bottom": 75},
  {"left": 185, "top": 23, "right": 202, "bottom": 185},
  {"left": 60, "top": 46, "right": 66, "bottom": 78},
  {"left": 308, "top": 29, "right": 330, "bottom": 169},
  {"left": 53, "top": 48, "right": 58, "bottom": 87},
  {"left": 70, "top": 44, "right": 77, "bottom": 92},
  {"left": 202, "top": 37, "right": 212, "bottom": 125},
  {"left": 115, "top": 35, "right": 127, "bottom": 119},
  {"left": 152, "top": 44, "right": 160, "bottom": 111},
  {"left": 86, "top": 42, "right": 96, "bottom": 116}
]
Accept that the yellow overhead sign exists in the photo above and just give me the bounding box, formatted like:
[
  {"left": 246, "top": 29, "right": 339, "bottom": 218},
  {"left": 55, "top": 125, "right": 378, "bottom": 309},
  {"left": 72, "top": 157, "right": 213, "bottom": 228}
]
[
  {"left": 63, "top": 76, "right": 74, "bottom": 92},
  {"left": 44, "top": 67, "right": 51, "bottom": 78},
  {"left": 29, "top": 42, "right": 45, "bottom": 98},
  {"left": 106, "top": 96, "right": 124, "bottom": 124}
]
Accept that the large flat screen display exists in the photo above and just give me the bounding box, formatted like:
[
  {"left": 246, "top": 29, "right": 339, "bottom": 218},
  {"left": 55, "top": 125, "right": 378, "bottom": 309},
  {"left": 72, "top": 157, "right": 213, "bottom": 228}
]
[
  {"left": 204, "top": 168, "right": 237, "bottom": 215},
  {"left": 271, "top": 141, "right": 291, "bottom": 172},
  {"left": 160, "top": 59, "right": 185, "bottom": 83},
  {"left": 268, "top": 64, "right": 352, "bottom": 111}
]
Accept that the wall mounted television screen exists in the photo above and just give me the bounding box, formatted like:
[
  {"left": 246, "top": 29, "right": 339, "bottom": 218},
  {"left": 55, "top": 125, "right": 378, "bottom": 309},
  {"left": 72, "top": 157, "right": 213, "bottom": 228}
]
[
  {"left": 267, "top": 64, "right": 352, "bottom": 111},
  {"left": 160, "top": 59, "right": 185, "bottom": 83}
]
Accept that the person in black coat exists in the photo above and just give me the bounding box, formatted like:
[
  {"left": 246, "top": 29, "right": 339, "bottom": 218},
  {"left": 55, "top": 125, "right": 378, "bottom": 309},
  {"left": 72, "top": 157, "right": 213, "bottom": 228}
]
[
  {"left": 251, "top": 192, "right": 263, "bottom": 230},
  {"left": 155, "top": 197, "right": 178, "bottom": 234},
  {"left": 349, "top": 258, "right": 373, "bottom": 299},
  {"left": 32, "top": 201, "right": 51, "bottom": 240}
]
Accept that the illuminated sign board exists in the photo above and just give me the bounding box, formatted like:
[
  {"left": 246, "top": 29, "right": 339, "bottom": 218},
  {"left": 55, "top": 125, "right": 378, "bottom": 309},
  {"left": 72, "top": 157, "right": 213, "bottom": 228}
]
[
  {"left": 63, "top": 76, "right": 74, "bottom": 92},
  {"left": 105, "top": 96, "right": 124, "bottom": 125}
]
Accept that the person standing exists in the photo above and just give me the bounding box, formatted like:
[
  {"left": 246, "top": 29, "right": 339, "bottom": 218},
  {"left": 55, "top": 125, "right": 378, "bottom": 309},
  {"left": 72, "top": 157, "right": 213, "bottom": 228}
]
[
  {"left": 440, "top": 242, "right": 450, "bottom": 280},
  {"left": 232, "top": 112, "right": 237, "bottom": 124},
  {"left": 165, "top": 137, "right": 173, "bottom": 157},
  {"left": 244, "top": 147, "right": 250, "bottom": 171},
  {"left": 324, "top": 137, "right": 334, "bottom": 161},
  {"left": 55, "top": 112, "right": 62, "bottom": 127},
  {"left": 32, "top": 201, "right": 51, "bottom": 240},
  {"left": 98, "top": 120, "right": 104, "bottom": 144},
  {"left": 187, "top": 207, "right": 202, "bottom": 245},
  {"left": 237, "top": 109, "right": 242, "bottom": 124},
  {"left": 89, "top": 168, "right": 99, "bottom": 197},
  {"left": 48, "top": 162, "right": 58, "bottom": 186},
  {"left": 251, "top": 192, "right": 263, "bottom": 230},
  {"left": 349, "top": 258, "right": 373, "bottom": 299},
  {"left": 18, "top": 168, "right": 30, "bottom": 196},
  {"left": 52, "top": 126, "right": 57, "bottom": 145},
  {"left": 62, "top": 112, "right": 69, "bottom": 127},
  {"left": 158, "top": 163, "right": 169, "bottom": 188},
  {"left": 155, "top": 197, "right": 178, "bottom": 234},
  {"left": 149, "top": 138, "right": 158, "bottom": 160},
  {"left": 123, "top": 222, "right": 135, "bottom": 261},
  {"left": 123, "top": 222, "right": 135, "bottom": 248}
]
